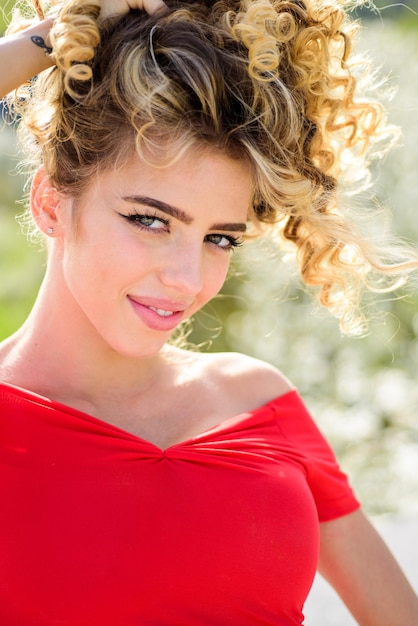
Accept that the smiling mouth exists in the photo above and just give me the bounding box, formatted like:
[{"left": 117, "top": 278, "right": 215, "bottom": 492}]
[
  {"left": 148, "top": 306, "right": 175, "bottom": 317},
  {"left": 128, "top": 295, "right": 189, "bottom": 331}
]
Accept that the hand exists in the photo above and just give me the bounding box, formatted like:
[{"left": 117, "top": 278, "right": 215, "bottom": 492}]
[{"left": 99, "top": 0, "right": 167, "bottom": 19}]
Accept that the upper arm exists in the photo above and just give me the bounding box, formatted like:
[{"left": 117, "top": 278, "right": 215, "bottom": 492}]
[{"left": 318, "top": 509, "right": 418, "bottom": 626}]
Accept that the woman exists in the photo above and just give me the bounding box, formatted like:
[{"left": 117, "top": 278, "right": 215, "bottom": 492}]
[{"left": 0, "top": 0, "right": 417, "bottom": 623}]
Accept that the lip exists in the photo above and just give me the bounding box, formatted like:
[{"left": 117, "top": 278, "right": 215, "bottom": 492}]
[{"left": 127, "top": 295, "right": 188, "bottom": 332}]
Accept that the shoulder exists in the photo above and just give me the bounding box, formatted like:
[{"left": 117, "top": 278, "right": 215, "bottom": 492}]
[
  {"left": 167, "top": 346, "right": 294, "bottom": 413},
  {"left": 211, "top": 352, "right": 294, "bottom": 410},
  {"left": 206, "top": 351, "right": 292, "bottom": 390}
]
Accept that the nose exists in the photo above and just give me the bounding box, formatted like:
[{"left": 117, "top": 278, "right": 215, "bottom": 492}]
[{"left": 159, "top": 242, "right": 203, "bottom": 296}]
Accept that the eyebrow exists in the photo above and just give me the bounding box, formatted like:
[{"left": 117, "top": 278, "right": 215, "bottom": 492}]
[{"left": 122, "top": 195, "right": 247, "bottom": 233}]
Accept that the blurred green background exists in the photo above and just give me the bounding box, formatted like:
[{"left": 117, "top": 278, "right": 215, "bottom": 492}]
[{"left": 1, "top": 1, "right": 417, "bottom": 515}]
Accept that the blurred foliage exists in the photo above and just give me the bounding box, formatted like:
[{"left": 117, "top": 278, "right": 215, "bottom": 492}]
[
  {"left": 0, "top": 0, "right": 13, "bottom": 34},
  {"left": 0, "top": 9, "right": 417, "bottom": 514},
  {"left": 357, "top": 0, "right": 418, "bottom": 20},
  {"left": 0, "top": 126, "right": 44, "bottom": 338},
  {"left": 358, "top": 1, "right": 418, "bottom": 31}
]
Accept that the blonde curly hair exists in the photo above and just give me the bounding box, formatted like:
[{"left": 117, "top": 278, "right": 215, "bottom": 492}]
[{"left": 8, "top": 0, "right": 418, "bottom": 333}]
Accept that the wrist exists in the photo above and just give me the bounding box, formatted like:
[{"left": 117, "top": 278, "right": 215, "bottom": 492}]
[
  {"left": 23, "top": 18, "right": 54, "bottom": 47},
  {"left": 24, "top": 18, "right": 54, "bottom": 63}
]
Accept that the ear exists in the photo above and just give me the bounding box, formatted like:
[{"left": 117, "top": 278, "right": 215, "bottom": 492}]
[{"left": 30, "top": 166, "right": 62, "bottom": 236}]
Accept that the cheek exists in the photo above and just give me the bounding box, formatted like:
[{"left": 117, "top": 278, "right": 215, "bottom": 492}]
[
  {"left": 202, "top": 256, "right": 231, "bottom": 301},
  {"left": 61, "top": 237, "right": 120, "bottom": 303}
]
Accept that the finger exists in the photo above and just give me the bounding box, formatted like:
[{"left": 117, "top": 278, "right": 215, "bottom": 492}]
[
  {"left": 100, "top": 0, "right": 167, "bottom": 20},
  {"left": 145, "top": 0, "right": 167, "bottom": 14}
]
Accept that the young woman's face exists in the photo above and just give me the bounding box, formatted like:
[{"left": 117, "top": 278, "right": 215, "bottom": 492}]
[{"left": 53, "top": 147, "right": 253, "bottom": 358}]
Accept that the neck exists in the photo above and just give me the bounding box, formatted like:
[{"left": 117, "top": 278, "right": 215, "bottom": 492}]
[{"left": 0, "top": 271, "right": 170, "bottom": 407}]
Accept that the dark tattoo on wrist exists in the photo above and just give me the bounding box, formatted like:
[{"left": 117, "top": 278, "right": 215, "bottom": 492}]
[{"left": 30, "top": 35, "right": 52, "bottom": 55}]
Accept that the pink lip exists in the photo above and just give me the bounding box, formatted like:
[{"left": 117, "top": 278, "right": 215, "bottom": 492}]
[{"left": 127, "top": 296, "right": 187, "bottom": 332}]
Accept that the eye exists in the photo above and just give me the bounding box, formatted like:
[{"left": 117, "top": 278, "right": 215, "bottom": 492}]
[
  {"left": 205, "top": 233, "right": 243, "bottom": 251},
  {"left": 118, "top": 212, "right": 169, "bottom": 231}
]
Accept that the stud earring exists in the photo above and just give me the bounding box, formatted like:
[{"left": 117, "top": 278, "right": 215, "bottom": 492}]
[{"left": 47, "top": 227, "right": 54, "bottom": 234}]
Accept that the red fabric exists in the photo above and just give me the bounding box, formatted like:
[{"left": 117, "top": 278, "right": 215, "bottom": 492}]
[{"left": 0, "top": 383, "right": 359, "bottom": 625}]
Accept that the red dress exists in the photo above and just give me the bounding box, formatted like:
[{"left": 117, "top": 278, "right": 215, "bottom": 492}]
[{"left": 0, "top": 383, "right": 359, "bottom": 625}]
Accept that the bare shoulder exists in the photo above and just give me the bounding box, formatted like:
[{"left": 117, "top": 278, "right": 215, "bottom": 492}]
[
  {"left": 167, "top": 346, "right": 294, "bottom": 414},
  {"left": 207, "top": 351, "right": 291, "bottom": 389},
  {"left": 200, "top": 351, "right": 294, "bottom": 413}
]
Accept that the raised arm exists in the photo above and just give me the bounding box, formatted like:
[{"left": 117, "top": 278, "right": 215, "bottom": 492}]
[
  {"left": 0, "top": 0, "right": 166, "bottom": 99},
  {"left": 0, "top": 19, "right": 54, "bottom": 99},
  {"left": 319, "top": 508, "right": 418, "bottom": 625}
]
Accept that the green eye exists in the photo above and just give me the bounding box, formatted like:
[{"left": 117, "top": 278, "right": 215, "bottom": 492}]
[
  {"left": 206, "top": 234, "right": 243, "bottom": 251},
  {"left": 140, "top": 216, "right": 156, "bottom": 226},
  {"left": 119, "top": 212, "right": 170, "bottom": 231},
  {"left": 138, "top": 216, "right": 164, "bottom": 228}
]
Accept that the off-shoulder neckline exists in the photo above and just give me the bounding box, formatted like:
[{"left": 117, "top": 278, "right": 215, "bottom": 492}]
[{"left": 0, "top": 381, "right": 298, "bottom": 453}]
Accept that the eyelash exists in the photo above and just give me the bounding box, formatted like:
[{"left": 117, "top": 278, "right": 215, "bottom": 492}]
[
  {"left": 205, "top": 233, "right": 243, "bottom": 251},
  {"left": 119, "top": 212, "right": 243, "bottom": 252},
  {"left": 121, "top": 212, "right": 169, "bottom": 231}
]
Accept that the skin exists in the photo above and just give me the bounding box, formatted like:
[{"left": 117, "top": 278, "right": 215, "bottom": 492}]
[
  {"left": 319, "top": 509, "right": 418, "bottom": 626},
  {"left": 0, "top": 147, "right": 271, "bottom": 442},
  {"left": 0, "top": 19, "right": 54, "bottom": 97},
  {"left": 0, "top": 2, "right": 417, "bottom": 623},
  {"left": 36, "top": 149, "right": 252, "bottom": 363}
]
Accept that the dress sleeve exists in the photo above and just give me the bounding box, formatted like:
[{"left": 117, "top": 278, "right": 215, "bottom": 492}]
[{"left": 275, "top": 391, "right": 361, "bottom": 522}]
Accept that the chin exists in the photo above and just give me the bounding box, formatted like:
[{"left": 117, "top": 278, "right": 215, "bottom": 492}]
[{"left": 110, "top": 338, "right": 169, "bottom": 361}]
